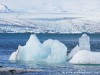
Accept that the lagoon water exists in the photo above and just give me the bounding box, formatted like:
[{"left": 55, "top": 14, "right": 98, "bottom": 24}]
[{"left": 0, "top": 33, "right": 100, "bottom": 75}]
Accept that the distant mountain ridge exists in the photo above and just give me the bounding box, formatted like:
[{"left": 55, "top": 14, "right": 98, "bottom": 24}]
[
  {"left": 1, "top": 0, "right": 100, "bottom": 13},
  {"left": 0, "top": 4, "right": 12, "bottom": 13}
]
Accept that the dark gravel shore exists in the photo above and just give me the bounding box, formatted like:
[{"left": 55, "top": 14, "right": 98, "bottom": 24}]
[{"left": 0, "top": 66, "right": 44, "bottom": 75}]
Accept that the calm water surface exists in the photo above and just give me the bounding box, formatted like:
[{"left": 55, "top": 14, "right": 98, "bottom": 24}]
[{"left": 0, "top": 33, "right": 100, "bottom": 75}]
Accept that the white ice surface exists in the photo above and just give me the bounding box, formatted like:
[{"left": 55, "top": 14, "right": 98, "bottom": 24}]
[
  {"left": 45, "top": 40, "right": 67, "bottom": 63},
  {"left": 79, "top": 34, "right": 90, "bottom": 51},
  {"left": 68, "top": 45, "right": 80, "bottom": 59},
  {"left": 9, "top": 34, "right": 67, "bottom": 63},
  {"left": 9, "top": 50, "right": 18, "bottom": 61},
  {"left": 69, "top": 50, "right": 100, "bottom": 64},
  {"left": 69, "top": 34, "right": 100, "bottom": 64},
  {"left": 68, "top": 34, "right": 90, "bottom": 59}
]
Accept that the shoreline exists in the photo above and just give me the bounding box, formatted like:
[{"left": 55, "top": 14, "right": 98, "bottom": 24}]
[{"left": 0, "top": 66, "right": 44, "bottom": 74}]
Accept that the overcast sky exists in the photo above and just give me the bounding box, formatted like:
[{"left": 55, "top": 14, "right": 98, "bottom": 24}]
[{"left": 0, "top": 0, "right": 100, "bottom": 12}]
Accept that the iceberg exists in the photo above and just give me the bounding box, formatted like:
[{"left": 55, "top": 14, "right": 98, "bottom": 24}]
[
  {"left": 79, "top": 33, "right": 90, "bottom": 51},
  {"left": 67, "top": 45, "right": 80, "bottom": 59},
  {"left": 69, "top": 50, "right": 100, "bottom": 64},
  {"left": 69, "top": 33, "right": 100, "bottom": 64},
  {"left": 43, "top": 39, "right": 54, "bottom": 56},
  {"left": 68, "top": 33, "right": 90, "bottom": 59},
  {"left": 9, "top": 34, "right": 67, "bottom": 63},
  {"left": 9, "top": 50, "right": 18, "bottom": 61},
  {"left": 17, "top": 34, "right": 46, "bottom": 61},
  {"left": 45, "top": 40, "right": 67, "bottom": 63}
]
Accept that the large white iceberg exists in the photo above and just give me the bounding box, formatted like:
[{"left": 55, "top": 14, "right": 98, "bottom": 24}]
[
  {"left": 17, "top": 35, "right": 47, "bottom": 61},
  {"left": 9, "top": 34, "right": 67, "bottom": 63},
  {"left": 68, "top": 33, "right": 90, "bottom": 59},
  {"left": 69, "top": 50, "right": 100, "bottom": 64}
]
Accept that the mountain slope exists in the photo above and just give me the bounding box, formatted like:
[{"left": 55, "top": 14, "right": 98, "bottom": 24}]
[
  {"left": 0, "top": 13, "right": 99, "bottom": 33},
  {"left": 0, "top": 4, "right": 12, "bottom": 13},
  {"left": 1, "top": 0, "right": 100, "bottom": 13}
]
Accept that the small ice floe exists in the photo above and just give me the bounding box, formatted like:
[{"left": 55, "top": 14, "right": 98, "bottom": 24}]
[
  {"left": 9, "top": 34, "right": 67, "bottom": 63},
  {"left": 68, "top": 33, "right": 90, "bottom": 59},
  {"left": 69, "top": 33, "right": 100, "bottom": 64}
]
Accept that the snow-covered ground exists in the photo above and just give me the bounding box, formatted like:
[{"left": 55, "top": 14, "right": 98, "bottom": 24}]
[
  {"left": 0, "top": 4, "right": 12, "bottom": 13},
  {"left": 0, "top": 0, "right": 99, "bottom": 33},
  {"left": 0, "top": 12, "right": 100, "bottom": 33}
]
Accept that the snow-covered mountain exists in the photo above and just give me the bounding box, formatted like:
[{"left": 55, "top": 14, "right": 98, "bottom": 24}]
[
  {"left": 0, "top": 0, "right": 99, "bottom": 33},
  {"left": 1, "top": 0, "right": 100, "bottom": 13},
  {"left": 0, "top": 4, "right": 12, "bottom": 13},
  {"left": 0, "top": 13, "right": 99, "bottom": 33},
  {"left": 26, "top": 4, "right": 67, "bottom": 13}
]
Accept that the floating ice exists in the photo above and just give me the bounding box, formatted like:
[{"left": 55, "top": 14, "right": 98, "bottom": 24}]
[
  {"left": 9, "top": 50, "right": 18, "bottom": 61},
  {"left": 9, "top": 34, "right": 67, "bottom": 63},
  {"left": 68, "top": 33, "right": 90, "bottom": 59},
  {"left": 68, "top": 45, "right": 80, "bottom": 59},
  {"left": 45, "top": 40, "right": 67, "bottom": 63},
  {"left": 43, "top": 39, "right": 54, "bottom": 56},
  {"left": 79, "top": 33, "right": 90, "bottom": 51},
  {"left": 69, "top": 34, "right": 100, "bottom": 64},
  {"left": 18, "top": 35, "right": 47, "bottom": 61},
  {"left": 69, "top": 50, "right": 100, "bottom": 64}
]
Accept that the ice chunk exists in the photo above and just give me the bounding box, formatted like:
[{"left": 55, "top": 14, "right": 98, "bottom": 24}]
[
  {"left": 9, "top": 50, "right": 18, "bottom": 61},
  {"left": 9, "top": 34, "right": 68, "bottom": 63},
  {"left": 25, "top": 34, "right": 41, "bottom": 47},
  {"left": 68, "top": 33, "right": 90, "bottom": 59},
  {"left": 9, "top": 45, "right": 22, "bottom": 61},
  {"left": 68, "top": 33, "right": 100, "bottom": 64},
  {"left": 46, "top": 40, "right": 67, "bottom": 63},
  {"left": 79, "top": 33, "right": 90, "bottom": 51},
  {"left": 17, "top": 34, "right": 47, "bottom": 61},
  {"left": 43, "top": 39, "right": 54, "bottom": 57},
  {"left": 43, "top": 39, "right": 54, "bottom": 48},
  {"left": 68, "top": 45, "right": 80, "bottom": 59},
  {"left": 69, "top": 50, "right": 100, "bottom": 64}
]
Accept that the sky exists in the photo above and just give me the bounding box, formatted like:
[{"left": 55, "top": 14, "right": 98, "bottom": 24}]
[{"left": 0, "top": 0, "right": 100, "bottom": 12}]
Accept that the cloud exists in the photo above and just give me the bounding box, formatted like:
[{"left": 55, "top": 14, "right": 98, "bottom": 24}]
[{"left": 0, "top": 0, "right": 100, "bottom": 12}]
